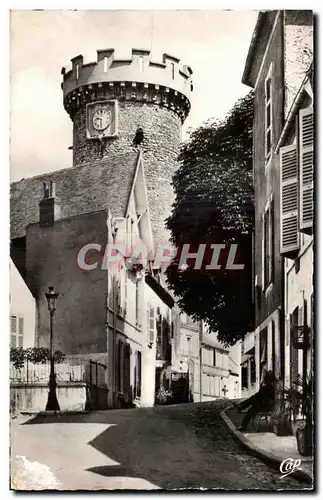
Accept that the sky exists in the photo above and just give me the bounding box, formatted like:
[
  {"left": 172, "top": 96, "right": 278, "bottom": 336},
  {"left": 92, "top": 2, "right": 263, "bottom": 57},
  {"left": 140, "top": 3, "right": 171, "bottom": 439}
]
[{"left": 10, "top": 9, "right": 258, "bottom": 182}]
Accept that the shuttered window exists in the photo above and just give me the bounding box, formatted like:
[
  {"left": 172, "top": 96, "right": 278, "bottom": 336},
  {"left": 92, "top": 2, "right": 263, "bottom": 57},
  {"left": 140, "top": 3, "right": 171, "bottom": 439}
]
[
  {"left": 123, "top": 343, "right": 131, "bottom": 397},
  {"left": 116, "top": 340, "right": 124, "bottom": 392},
  {"left": 10, "top": 315, "right": 23, "bottom": 348},
  {"left": 134, "top": 351, "right": 142, "bottom": 398},
  {"left": 280, "top": 144, "right": 300, "bottom": 255},
  {"left": 148, "top": 307, "right": 155, "bottom": 344},
  {"left": 299, "top": 107, "right": 313, "bottom": 232},
  {"left": 264, "top": 199, "right": 274, "bottom": 288}
]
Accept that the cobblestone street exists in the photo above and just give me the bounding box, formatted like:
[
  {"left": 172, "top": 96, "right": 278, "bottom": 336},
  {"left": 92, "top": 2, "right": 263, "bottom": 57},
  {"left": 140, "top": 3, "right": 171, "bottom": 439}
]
[{"left": 11, "top": 401, "right": 310, "bottom": 491}]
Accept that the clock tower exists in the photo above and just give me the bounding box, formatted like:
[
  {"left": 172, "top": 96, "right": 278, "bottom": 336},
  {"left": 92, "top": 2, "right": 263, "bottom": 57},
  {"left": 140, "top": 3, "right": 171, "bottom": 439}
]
[{"left": 61, "top": 48, "right": 193, "bottom": 244}]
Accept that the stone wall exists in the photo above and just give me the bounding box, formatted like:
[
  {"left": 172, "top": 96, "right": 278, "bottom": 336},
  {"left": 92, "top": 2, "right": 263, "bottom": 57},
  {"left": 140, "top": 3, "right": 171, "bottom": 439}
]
[
  {"left": 253, "top": 13, "right": 284, "bottom": 328},
  {"left": 284, "top": 11, "right": 313, "bottom": 117},
  {"left": 10, "top": 383, "right": 88, "bottom": 413},
  {"left": 25, "top": 210, "right": 109, "bottom": 355},
  {"left": 73, "top": 101, "right": 182, "bottom": 245}
]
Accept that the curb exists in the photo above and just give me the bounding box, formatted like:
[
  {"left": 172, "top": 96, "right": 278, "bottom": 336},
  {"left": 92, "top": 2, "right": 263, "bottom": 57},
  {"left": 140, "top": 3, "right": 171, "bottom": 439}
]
[{"left": 220, "top": 406, "right": 313, "bottom": 486}]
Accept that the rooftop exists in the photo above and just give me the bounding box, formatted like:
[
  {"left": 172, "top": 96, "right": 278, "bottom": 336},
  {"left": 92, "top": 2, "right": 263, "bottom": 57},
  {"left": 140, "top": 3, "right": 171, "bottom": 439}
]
[{"left": 10, "top": 152, "right": 139, "bottom": 240}]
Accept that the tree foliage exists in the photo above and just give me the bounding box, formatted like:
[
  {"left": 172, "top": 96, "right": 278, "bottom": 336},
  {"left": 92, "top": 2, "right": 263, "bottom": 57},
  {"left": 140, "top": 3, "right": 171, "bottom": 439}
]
[
  {"left": 10, "top": 347, "right": 66, "bottom": 369},
  {"left": 166, "top": 91, "right": 254, "bottom": 345}
]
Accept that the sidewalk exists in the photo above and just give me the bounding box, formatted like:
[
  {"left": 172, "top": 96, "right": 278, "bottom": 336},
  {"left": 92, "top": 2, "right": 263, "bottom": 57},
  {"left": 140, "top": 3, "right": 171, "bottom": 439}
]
[{"left": 221, "top": 406, "right": 313, "bottom": 485}]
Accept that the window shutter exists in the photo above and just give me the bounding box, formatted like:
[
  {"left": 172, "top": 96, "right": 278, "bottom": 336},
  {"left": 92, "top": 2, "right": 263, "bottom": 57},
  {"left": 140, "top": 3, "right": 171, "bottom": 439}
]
[
  {"left": 117, "top": 277, "right": 122, "bottom": 313},
  {"left": 149, "top": 307, "right": 155, "bottom": 344},
  {"left": 299, "top": 107, "right": 313, "bottom": 232},
  {"left": 11, "top": 316, "right": 17, "bottom": 334},
  {"left": 19, "top": 317, "right": 24, "bottom": 336},
  {"left": 280, "top": 144, "right": 300, "bottom": 255}
]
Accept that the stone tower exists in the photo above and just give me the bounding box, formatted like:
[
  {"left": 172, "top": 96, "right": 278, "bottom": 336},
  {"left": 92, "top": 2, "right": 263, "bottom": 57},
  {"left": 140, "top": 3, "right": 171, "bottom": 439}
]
[{"left": 61, "top": 48, "right": 193, "bottom": 244}]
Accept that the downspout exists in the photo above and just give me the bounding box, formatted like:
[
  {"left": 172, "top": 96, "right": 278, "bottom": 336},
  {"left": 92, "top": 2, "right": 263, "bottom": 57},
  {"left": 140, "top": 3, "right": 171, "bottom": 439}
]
[
  {"left": 279, "top": 10, "right": 285, "bottom": 387},
  {"left": 199, "top": 321, "right": 203, "bottom": 402},
  {"left": 112, "top": 273, "right": 117, "bottom": 407}
]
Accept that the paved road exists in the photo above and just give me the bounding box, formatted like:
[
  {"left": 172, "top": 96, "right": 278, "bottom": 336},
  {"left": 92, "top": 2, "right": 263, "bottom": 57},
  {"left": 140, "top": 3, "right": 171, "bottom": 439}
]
[{"left": 11, "top": 400, "right": 309, "bottom": 491}]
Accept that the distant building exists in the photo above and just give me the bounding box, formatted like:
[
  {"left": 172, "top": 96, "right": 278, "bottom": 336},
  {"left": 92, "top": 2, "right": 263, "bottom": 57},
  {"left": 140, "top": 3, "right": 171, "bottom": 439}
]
[{"left": 172, "top": 315, "right": 241, "bottom": 401}]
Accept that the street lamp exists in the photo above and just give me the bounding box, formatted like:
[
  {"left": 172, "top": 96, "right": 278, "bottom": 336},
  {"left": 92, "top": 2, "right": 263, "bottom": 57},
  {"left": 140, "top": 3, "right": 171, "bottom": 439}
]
[{"left": 45, "top": 286, "right": 60, "bottom": 412}]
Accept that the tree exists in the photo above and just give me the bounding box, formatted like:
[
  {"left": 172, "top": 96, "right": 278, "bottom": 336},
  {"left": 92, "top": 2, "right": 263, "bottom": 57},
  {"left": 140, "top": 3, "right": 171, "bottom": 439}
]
[{"left": 166, "top": 91, "right": 254, "bottom": 346}]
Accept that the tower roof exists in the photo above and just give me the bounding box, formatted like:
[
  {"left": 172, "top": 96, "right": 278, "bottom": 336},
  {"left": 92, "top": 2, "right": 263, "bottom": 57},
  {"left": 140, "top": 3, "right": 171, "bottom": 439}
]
[{"left": 61, "top": 48, "right": 193, "bottom": 103}]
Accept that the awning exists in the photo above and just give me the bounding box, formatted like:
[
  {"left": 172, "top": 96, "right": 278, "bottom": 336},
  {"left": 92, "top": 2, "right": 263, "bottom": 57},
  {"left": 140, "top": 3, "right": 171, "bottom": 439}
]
[
  {"left": 145, "top": 273, "right": 175, "bottom": 308},
  {"left": 240, "top": 353, "right": 254, "bottom": 365}
]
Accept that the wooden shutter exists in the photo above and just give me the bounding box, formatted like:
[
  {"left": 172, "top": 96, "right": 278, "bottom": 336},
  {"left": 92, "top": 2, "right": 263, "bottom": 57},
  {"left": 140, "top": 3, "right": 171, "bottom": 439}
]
[
  {"left": 280, "top": 144, "right": 300, "bottom": 255},
  {"left": 299, "top": 107, "right": 313, "bottom": 232},
  {"left": 148, "top": 307, "right": 155, "bottom": 344},
  {"left": 123, "top": 343, "right": 131, "bottom": 397},
  {"left": 10, "top": 316, "right": 17, "bottom": 348},
  {"left": 116, "top": 340, "right": 122, "bottom": 392},
  {"left": 117, "top": 275, "right": 122, "bottom": 314},
  {"left": 18, "top": 317, "right": 24, "bottom": 347},
  {"left": 137, "top": 351, "right": 142, "bottom": 398}
]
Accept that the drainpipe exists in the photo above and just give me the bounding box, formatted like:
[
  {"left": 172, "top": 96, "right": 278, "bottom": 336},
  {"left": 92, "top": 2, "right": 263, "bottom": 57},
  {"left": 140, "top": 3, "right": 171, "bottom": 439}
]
[
  {"left": 279, "top": 258, "right": 285, "bottom": 387},
  {"left": 112, "top": 273, "right": 117, "bottom": 407},
  {"left": 199, "top": 321, "right": 203, "bottom": 402}
]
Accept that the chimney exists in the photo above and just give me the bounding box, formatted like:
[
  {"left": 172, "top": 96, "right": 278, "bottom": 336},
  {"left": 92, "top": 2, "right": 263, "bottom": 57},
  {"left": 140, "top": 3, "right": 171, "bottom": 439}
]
[{"left": 39, "top": 181, "right": 61, "bottom": 227}]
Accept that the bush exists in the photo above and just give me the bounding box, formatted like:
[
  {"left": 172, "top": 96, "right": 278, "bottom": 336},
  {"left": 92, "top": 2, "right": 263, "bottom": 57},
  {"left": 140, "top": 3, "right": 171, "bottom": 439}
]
[
  {"left": 10, "top": 347, "right": 66, "bottom": 369},
  {"left": 155, "top": 387, "right": 173, "bottom": 405}
]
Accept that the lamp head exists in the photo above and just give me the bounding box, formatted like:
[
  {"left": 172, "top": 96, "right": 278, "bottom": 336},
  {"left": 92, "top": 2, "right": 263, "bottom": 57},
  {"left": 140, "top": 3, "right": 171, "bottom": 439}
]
[{"left": 45, "top": 286, "right": 59, "bottom": 313}]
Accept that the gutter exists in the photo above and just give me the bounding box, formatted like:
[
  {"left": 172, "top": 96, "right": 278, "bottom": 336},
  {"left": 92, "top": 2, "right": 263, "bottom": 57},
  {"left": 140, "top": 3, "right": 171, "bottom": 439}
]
[{"left": 241, "top": 11, "right": 267, "bottom": 87}]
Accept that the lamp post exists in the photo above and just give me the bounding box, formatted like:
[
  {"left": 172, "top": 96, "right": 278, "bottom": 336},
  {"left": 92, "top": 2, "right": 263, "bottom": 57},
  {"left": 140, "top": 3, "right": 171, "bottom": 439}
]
[{"left": 45, "top": 286, "right": 60, "bottom": 412}]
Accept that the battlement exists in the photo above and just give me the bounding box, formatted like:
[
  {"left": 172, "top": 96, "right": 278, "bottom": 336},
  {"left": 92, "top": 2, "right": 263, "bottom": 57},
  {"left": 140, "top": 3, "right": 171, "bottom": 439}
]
[{"left": 61, "top": 48, "right": 193, "bottom": 103}]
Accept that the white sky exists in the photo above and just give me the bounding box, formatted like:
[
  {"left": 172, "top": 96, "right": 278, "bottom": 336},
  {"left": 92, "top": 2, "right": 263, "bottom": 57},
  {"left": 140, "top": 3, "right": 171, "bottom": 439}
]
[{"left": 10, "top": 9, "right": 258, "bottom": 181}]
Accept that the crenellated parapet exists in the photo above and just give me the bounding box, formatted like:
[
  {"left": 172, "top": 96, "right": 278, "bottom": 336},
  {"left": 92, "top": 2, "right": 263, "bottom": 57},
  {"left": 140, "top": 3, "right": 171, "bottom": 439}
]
[{"left": 62, "top": 48, "right": 193, "bottom": 123}]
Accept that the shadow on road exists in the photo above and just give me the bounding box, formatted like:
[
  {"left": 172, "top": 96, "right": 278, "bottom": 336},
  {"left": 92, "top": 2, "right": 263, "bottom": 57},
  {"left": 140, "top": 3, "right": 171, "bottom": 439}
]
[{"left": 19, "top": 403, "right": 232, "bottom": 490}]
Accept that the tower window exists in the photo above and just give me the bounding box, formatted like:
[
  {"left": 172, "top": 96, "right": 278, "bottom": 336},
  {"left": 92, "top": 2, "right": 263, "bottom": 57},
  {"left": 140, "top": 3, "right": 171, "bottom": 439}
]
[
  {"left": 104, "top": 56, "right": 108, "bottom": 73},
  {"left": 76, "top": 64, "right": 79, "bottom": 80},
  {"left": 139, "top": 57, "right": 144, "bottom": 73},
  {"left": 171, "top": 62, "right": 175, "bottom": 80}
]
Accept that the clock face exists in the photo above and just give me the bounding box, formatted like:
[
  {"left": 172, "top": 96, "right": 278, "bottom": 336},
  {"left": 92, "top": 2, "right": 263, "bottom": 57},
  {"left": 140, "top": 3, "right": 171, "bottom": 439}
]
[{"left": 92, "top": 108, "right": 111, "bottom": 131}]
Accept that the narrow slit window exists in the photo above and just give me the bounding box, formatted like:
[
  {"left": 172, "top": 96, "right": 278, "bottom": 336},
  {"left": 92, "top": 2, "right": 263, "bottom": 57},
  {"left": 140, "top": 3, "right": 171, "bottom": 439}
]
[
  {"left": 171, "top": 62, "right": 175, "bottom": 80},
  {"left": 76, "top": 64, "right": 79, "bottom": 80},
  {"left": 139, "top": 57, "right": 144, "bottom": 72},
  {"left": 104, "top": 56, "right": 108, "bottom": 73}
]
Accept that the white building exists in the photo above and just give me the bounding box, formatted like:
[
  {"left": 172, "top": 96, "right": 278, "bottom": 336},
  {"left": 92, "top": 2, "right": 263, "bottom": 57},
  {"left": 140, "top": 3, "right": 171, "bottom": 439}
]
[{"left": 10, "top": 259, "right": 36, "bottom": 349}]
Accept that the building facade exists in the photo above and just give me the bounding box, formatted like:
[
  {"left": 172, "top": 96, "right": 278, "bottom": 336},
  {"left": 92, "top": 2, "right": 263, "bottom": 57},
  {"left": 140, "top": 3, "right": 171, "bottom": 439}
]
[
  {"left": 10, "top": 48, "right": 193, "bottom": 409},
  {"left": 10, "top": 259, "right": 36, "bottom": 349},
  {"left": 277, "top": 67, "right": 313, "bottom": 391},
  {"left": 172, "top": 316, "right": 240, "bottom": 401},
  {"left": 241, "top": 11, "right": 313, "bottom": 393}
]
